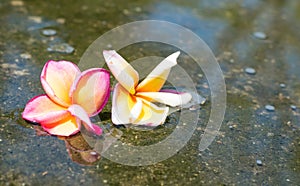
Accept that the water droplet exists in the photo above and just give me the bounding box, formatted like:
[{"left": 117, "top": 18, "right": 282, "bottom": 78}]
[
  {"left": 42, "top": 29, "right": 57, "bottom": 36},
  {"left": 256, "top": 159, "right": 263, "bottom": 166},
  {"left": 265, "top": 105, "right": 275, "bottom": 111},
  {"left": 253, "top": 31, "right": 267, "bottom": 40},
  {"left": 245, "top": 67, "right": 256, "bottom": 75},
  {"left": 47, "top": 43, "right": 74, "bottom": 54}
]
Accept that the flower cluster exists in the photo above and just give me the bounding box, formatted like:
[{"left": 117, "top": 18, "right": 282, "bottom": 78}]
[{"left": 22, "top": 51, "right": 192, "bottom": 136}]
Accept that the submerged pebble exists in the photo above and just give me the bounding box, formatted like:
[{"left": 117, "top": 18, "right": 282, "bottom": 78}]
[
  {"left": 265, "top": 105, "right": 275, "bottom": 111},
  {"left": 280, "top": 83, "right": 286, "bottom": 88},
  {"left": 11, "top": 0, "right": 24, "bottom": 6},
  {"left": 20, "top": 53, "right": 31, "bottom": 59},
  {"left": 253, "top": 31, "right": 267, "bottom": 40},
  {"left": 42, "top": 29, "right": 57, "bottom": 36},
  {"left": 47, "top": 43, "right": 74, "bottom": 54},
  {"left": 245, "top": 67, "right": 256, "bottom": 75},
  {"left": 256, "top": 159, "right": 263, "bottom": 166},
  {"left": 290, "top": 105, "right": 297, "bottom": 111}
]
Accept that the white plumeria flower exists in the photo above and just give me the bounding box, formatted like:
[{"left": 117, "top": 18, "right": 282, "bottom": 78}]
[{"left": 103, "top": 50, "right": 192, "bottom": 126}]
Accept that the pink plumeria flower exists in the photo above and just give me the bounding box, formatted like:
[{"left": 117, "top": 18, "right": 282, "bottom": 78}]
[
  {"left": 103, "top": 50, "right": 192, "bottom": 126},
  {"left": 22, "top": 60, "right": 110, "bottom": 136}
]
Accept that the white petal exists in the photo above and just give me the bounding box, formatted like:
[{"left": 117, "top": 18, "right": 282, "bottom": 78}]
[
  {"left": 132, "top": 98, "right": 169, "bottom": 126},
  {"left": 111, "top": 83, "right": 142, "bottom": 124},
  {"left": 136, "top": 92, "right": 192, "bottom": 107},
  {"left": 103, "top": 50, "right": 139, "bottom": 94},
  {"left": 136, "top": 51, "right": 180, "bottom": 92}
]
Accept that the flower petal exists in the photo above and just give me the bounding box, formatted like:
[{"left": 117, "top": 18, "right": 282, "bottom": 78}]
[
  {"left": 41, "top": 60, "right": 81, "bottom": 107},
  {"left": 68, "top": 104, "right": 102, "bottom": 135},
  {"left": 71, "top": 68, "right": 110, "bottom": 116},
  {"left": 132, "top": 99, "right": 169, "bottom": 126},
  {"left": 136, "top": 51, "right": 180, "bottom": 92},
  {"left": 103, "top": 50, "right": 139, "bottom": 94},
  {"left": 136, "top": 91, "right": 192, "bottom": 107},
  {"left": 22, "top": 95, "right": 69, "bottom": 124},
  {"left": 111, "top": 83, "right": 142, "bottom": 124},
  {"left": 42, "top": 116, "right": 79, "bottom": 136}
]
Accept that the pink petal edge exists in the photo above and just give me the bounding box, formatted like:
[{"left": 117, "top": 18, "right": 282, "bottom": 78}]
[
  {"left": 68, "top": 104, "right": 102, "bottom": 135},
  {"left": 22, "top": 94, "right": 69, "bottom": 124},
  {"left": 70, "top": 68, "right": 110, "bottom": 116}
]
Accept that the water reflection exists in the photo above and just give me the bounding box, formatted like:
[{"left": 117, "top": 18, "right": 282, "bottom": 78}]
[{"left": 34, "top": 126, "right": 101, "bottom": 166}]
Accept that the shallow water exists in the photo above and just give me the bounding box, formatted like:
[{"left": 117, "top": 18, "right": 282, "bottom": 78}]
[{"left": 1, "top": 0, "right": 300, "bottom": 185}]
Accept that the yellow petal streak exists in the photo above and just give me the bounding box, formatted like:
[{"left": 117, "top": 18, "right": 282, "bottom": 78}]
[
  {"left": 133, "top": 99, "right": 169, "bottom": 126},
  {"left": 136, "top": 51, "right": 180, "bottom": 92},
  {"left": 111, "top": 83, "right": 142, "bottom": 124}
]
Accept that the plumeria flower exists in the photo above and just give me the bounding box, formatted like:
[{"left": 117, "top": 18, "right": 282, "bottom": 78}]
[
  {"left": 103, "top": 50, "right": 192, "bottom": 126},
  {"left": 22, "top": 60, "right": 110, "bottom": 136}
]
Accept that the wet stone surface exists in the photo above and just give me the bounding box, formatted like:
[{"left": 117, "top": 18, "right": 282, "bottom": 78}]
[{"left": 1, "top": 0, "right": 300, "bottom": 185}]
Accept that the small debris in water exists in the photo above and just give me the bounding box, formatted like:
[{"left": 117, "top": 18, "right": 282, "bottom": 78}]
[
  {"left": 135, "top": 7, "right": 142, "bottom": 12},
  {"left": 42, "top": 29, "right": 57, "bottom": 36},
  {"left": 47, "top": 43, "right": 74, "bottom": 54},
  {"left": 245, "top": 67, "right": 256, "bottom": 75},
  {"left": 11, "top": 0, "right": 24, "bottom": 6},
  {"left": 20, "top": 53, "right": 31, "bottom": 59},
  {"left": 28, "top": 16, "right": 42, "bottom": 23},
  {"left": 267, "top": 132, "right": 274, "bottom": 137},
  {"left": 123, "top": 9, "right": 130, "bottom": 15},
  {"left": 280, "top": 83, "right": 286, "bottom": 88},
  {"left": 265, "top": 105, "right": 275, "bottom": 111},
  {"left": 189, "top": 105, "right": 200, "bottom": 111},
  {"left": 256, "top": 159, "right": 263, "bottom": 166},
  {"left": 253, "top": 31, "right": 267, "bottom": 40},
  {"left": 42, "top": 171, "right": 48, "bottom": 176},
  {"left": 290, "top": 105, "right": 297, "bottom": 110},
  {"left": 56, "top": 18, "right": 66, "bottom": 24}
]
